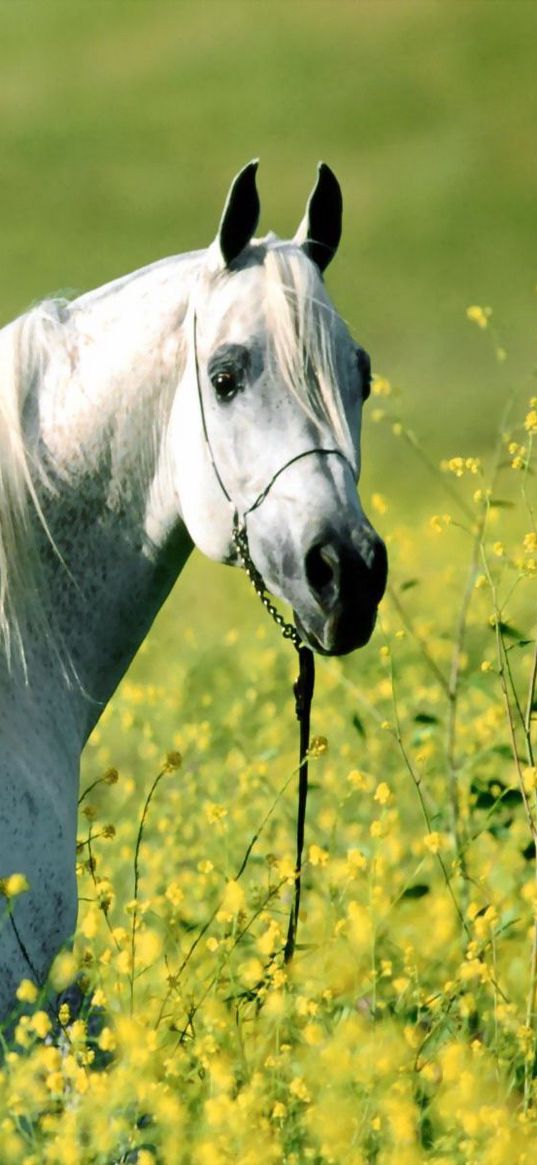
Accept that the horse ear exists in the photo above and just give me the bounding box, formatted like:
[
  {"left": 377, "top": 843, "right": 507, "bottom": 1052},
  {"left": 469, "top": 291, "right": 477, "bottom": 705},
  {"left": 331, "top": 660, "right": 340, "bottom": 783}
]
[
  {"left": 294, "top": 162, "right": 342, "bottom": 273},
  {"left": 215, "top": 159, "right": 261, "bottom": 268}
]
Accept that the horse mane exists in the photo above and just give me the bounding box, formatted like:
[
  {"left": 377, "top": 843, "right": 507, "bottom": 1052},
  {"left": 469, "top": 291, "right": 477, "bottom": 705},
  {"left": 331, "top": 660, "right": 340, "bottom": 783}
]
[
  {"left": 262, "top": 242, "right": 355, "bottom": 466},
  {"left": 0, "top": 299, "right": 67, "bottom": 673}
]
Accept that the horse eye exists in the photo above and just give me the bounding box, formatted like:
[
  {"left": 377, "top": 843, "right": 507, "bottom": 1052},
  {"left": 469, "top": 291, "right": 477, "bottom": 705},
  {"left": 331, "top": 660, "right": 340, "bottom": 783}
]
[
  {"left": 356, "top": 349, "right": 371, "bottom": 402},
  {"left": 211, "top": 369, "right": 239, "bottom": 401}
]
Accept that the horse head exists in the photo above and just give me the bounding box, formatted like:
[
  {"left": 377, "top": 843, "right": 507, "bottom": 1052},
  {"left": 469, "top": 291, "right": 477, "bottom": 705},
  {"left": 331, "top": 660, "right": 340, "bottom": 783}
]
[{"left": 170, "top": 161, "right": 387, "bottom": 655}]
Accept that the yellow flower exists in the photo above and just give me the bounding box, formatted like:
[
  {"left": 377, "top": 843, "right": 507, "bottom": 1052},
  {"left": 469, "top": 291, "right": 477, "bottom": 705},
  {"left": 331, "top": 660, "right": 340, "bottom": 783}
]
[
  {"left": 58, "top": 1003, "right": 70, "bottom": 1027},
  {"left": 309, "top": 735, "right": 328, "bottom": 757},
  {"left": 49, "top": 950, "right": 78, "bottom": 991},
  {"left": 68, "top": 1019, "right": 87, "bottom": 1044},
  {"left": 303, "top": 1022, "right": 323, "bottom": 1046},
  {"left": 15, "top": 979, "right": 38, "bottom": 1004},
  {"left": 442, "top": 456, "right": 480, "bottom": 478},
  {"left": 424, "top": 831, "right": 443, "bottom": 854},
  {"left": 165, "top": 880, "right": 184, "bottom": 908},
  {"left": 466, "top": 304, "right": 491, "bottom": 329},
  {"left": 372, "top": 375, "right": 392, "bottom": 396},
  {"left": 308, "top": 843, "right": 329, "bottom": 867},
  {"left": 30, "top": 1011, "right": 52, "bottom": 1039},
  {"left": 164, "top": 750, "right": 182, "bottom": 771},
  {"left": 0, "top": 872, "right": 30, "bottom": 898},
  {"left": 46, "top": 1071, "right": 64, "bottom": 1095},
  {"left": 347, "top": 769, "right": 367, "bottom": 790},
  {"left": 276, "top": 855, "right": 296, "bottom": 883},
  {"left": 289, "top": 1076, "right": 311, "bottom": 1103},
  {"left": 238, "top": 957, "right": 264, "bottom": 989},
  {"left": 524, "top": 408, "right": 537, "bottom": 434},
  {"left": 346, "top": 848, "right": 368, "bottom": 874},
  {"left": 97, "top": 1026, "right": 116, "bottom": 1053},
  {"left": 374, "top": 781, "right": 392, "bottom": 806},
  {"left": 204, "top": 801, "right": 227, "bottom": 824},
  {"left": 371, "top": 492, "right": 388, "bottom": 515},
  {"left": 523, "top": 766, "right": 537, "bottom": 793},
  {"left": 430, "top": 514, "right": 444, "bottom": 533},
  {"left": 219, "top": 879, "right": 245, "bottom": 917}
]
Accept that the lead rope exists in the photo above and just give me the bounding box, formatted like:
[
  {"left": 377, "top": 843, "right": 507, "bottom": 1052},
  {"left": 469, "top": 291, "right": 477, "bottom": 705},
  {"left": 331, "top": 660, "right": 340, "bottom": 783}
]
[{"left": 231, "top": 515, "right": 314, "bottom": 964}]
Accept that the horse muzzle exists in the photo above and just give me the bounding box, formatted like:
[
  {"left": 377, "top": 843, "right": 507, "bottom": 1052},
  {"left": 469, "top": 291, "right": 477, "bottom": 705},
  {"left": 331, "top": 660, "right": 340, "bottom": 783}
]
[{"left": 294, "top": 532, "right": 388, "bottom": 656}]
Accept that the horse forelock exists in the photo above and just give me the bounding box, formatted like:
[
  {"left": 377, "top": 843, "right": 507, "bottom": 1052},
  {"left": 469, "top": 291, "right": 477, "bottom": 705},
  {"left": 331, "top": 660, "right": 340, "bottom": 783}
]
[
  {"left": 263, "top": 243, "right": 355, "bottom": 463},
  {"left": 199, "top": 239, "right": 356, "bottom": 464}
]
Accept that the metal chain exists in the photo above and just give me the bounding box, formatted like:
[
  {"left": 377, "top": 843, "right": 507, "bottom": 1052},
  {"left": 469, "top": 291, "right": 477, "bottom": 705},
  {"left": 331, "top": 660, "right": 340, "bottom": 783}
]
[
  {"left": 231, "top": 512, "right": 314, "bottom": 965},
  {"left": 231, "top": 516, "right": 302, "bottom": 648}
]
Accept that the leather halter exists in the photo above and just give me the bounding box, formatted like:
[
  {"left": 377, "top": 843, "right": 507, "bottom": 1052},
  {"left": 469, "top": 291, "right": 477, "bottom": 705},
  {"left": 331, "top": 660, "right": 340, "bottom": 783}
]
[{"left": 191, "top": 308, "right": 353, "bottom": 964}]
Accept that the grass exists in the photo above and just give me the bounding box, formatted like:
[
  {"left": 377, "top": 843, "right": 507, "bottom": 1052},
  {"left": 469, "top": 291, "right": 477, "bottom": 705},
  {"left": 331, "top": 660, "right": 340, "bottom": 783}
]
[{"left": 1, "top": 0, "right": 536, "bottom": 466}]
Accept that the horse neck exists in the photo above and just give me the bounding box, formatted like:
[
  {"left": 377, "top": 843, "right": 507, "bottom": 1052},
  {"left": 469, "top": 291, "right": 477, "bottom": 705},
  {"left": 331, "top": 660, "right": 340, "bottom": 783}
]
[{"left": 31, "top": 253, "right": 203, "bottom": 742}]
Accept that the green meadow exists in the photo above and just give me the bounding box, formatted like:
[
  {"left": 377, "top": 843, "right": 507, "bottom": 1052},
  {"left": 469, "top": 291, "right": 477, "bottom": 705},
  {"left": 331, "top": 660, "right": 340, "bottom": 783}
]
[{"left": 0, "top": 3, "right": 536, "bottom": 1162}]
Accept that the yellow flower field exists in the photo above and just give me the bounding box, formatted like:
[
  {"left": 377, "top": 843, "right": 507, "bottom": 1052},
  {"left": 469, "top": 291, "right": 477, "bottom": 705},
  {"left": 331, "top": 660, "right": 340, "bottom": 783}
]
[{"left": 1, "top": 317, "right": 536, "bottom": 1163}]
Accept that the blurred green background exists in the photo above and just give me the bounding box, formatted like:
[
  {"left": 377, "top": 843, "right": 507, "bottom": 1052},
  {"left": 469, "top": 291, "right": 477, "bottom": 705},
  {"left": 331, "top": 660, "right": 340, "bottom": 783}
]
[{"left": 0, "top": 0, "right": 535, "bottom": 643}]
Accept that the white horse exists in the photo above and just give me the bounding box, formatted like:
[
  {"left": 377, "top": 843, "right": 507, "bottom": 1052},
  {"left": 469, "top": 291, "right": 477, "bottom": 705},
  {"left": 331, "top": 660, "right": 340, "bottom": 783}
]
[{"left": 0, "top": 161, "right": 387, "bottom": 1021}]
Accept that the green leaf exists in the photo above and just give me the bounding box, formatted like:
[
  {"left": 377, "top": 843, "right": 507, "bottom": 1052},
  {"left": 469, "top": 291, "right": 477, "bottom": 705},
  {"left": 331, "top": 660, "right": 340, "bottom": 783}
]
[
  {"left": 502, "top": 788, "right": 523, "bottom": 808},
  {"left": 488, "top": 821, "right": 514, "bottom": 838},
  {"left": 490, "top": 621, "right": 525, "bottom": 640},
  {"left": 474, "top": 790, "right": 497, "bottom": 809},
  {"left": 352, "top": 713, "right": 366, "bottom": 738},
  {"left": 402, "top": 884, "right": 430, "bottom": 899}
]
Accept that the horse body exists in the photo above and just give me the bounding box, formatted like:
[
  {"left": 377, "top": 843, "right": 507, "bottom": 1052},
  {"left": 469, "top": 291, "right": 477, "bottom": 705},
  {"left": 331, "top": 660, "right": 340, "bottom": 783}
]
[
  {"left": 0, "top": 258, "right": 197, "bottom": 1013},
  {"left": 0, "top": 162, "right": 387, "bottom": 1020}
]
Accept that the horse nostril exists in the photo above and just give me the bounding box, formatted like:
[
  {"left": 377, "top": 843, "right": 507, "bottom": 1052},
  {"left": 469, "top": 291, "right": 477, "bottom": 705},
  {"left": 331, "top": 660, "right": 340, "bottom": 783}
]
[{"left": 305, "top": 542, "right": 338, "bottom": 597}]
